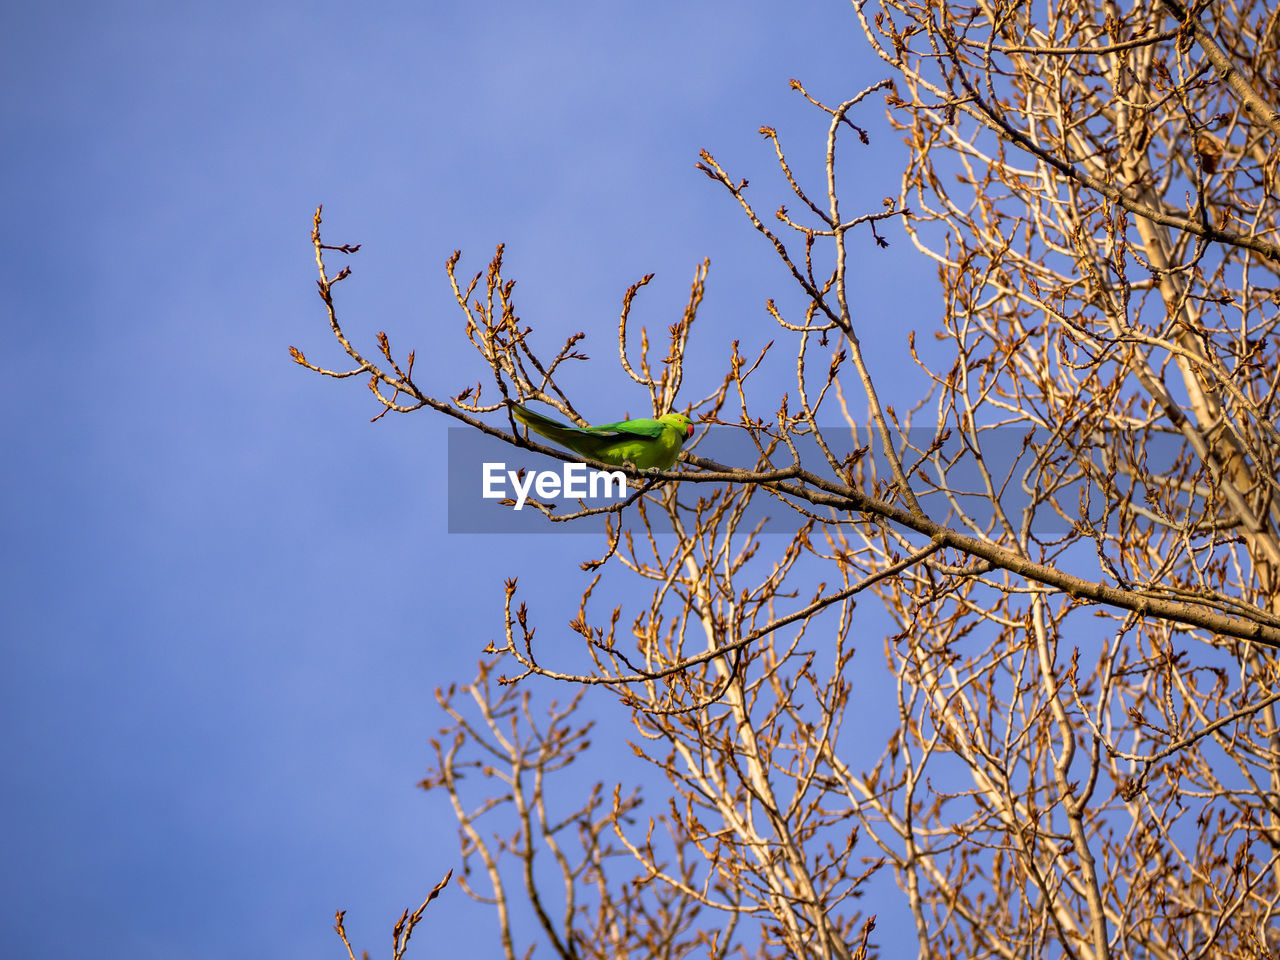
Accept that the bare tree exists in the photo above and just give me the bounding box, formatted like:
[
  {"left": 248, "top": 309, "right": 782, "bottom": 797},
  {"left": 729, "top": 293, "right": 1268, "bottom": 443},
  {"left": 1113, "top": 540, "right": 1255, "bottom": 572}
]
[
  {"left": 333, "top": 871, "right": 452, "bottom": 960},
  {"left": 301, "top": 1, "right": 1280, "bottom": 957}
]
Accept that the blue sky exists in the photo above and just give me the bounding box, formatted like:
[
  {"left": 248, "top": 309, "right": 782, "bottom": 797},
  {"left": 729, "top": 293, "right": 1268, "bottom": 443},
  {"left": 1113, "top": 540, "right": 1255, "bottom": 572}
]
[{"left": 1, "top": 3, "right": 936, "bottom": 956}]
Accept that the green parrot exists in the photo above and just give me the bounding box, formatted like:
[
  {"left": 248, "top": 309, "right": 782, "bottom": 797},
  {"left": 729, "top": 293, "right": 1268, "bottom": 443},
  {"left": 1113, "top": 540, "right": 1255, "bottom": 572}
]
[{"left": 511, "top": 403, "right": 694, "bottom": 472}]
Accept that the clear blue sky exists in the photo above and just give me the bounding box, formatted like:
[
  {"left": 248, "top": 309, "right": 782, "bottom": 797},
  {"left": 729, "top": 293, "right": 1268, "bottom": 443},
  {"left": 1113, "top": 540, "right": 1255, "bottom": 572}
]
[{"left": 1, "top": 3, "right": 934, "bottom": 956}]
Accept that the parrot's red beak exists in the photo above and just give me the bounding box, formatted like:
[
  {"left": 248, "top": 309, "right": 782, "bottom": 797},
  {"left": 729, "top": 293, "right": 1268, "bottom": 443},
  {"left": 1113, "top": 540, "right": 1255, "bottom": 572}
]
[{"left": 686, "top": 423, "right": 694, "bottom": 438}]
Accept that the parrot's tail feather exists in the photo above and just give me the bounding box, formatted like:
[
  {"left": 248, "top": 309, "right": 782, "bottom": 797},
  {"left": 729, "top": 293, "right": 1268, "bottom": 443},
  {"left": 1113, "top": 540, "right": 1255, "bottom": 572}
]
[
  {"left": 512, "top": 403, "right": 616, "bottom": 463},
  {"left": 512, "top": 403, "right": 579, "bottom": 444}
]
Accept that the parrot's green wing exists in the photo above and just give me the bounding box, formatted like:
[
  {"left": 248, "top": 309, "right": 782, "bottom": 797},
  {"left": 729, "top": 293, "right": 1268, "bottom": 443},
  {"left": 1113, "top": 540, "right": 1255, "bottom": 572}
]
[{"left": 581, "top": 418, "right": 668, "bottom": 438}]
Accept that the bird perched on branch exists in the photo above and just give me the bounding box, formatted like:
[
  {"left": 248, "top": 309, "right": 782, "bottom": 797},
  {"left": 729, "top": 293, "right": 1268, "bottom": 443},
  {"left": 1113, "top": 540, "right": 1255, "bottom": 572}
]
[{"left": 510, "top": 403, "right": 694, "bottom": 472}]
